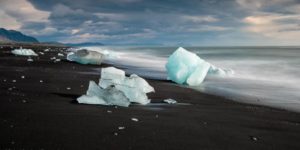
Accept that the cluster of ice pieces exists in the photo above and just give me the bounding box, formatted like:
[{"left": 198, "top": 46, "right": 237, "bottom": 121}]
[
  {"left": 77, "top": 67, "right": 155, "bottom": 107},
  {"left": 11, "top": 47, "right": 38, "bottom": 56},
  {"left": 67, "top": 49, "right": 104, "bottom": 65},
  {"left": 166, "top": 47, "right": 234, "bottom": 86}
]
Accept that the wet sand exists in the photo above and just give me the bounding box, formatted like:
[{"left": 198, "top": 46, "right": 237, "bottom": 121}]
[{"left": 0, "top": 45, "right": 300, "bottom": 150}]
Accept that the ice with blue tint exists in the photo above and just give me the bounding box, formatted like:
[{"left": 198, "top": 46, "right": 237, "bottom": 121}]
[
  {"left": 77, "top": 81, "right": 130, "bottom": 107},
  {"left": 99, "top": 67, "right": 155, "bottom": 105},
  {"left": 208, "top": 65, "right": 234, "bottom": 77},
  {"left": 78, "top": 67, "right": 154, "bottom": 107},
  {"left": 166, "top": 47, "right": 233, "bottom": 86},
  {"left": 163, "top": 98, "right": 177, "bottom": 104},
  {"left": 11, "top": 48, "right": 38, "bottom": 56},
  {"left": 67, "top": 49, "right": 104, "bottom": 65},
  {"left": 99, "top": 67, "right": 125, "bottom": 87}
]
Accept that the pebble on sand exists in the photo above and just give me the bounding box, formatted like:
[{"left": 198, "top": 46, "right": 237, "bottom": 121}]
[
  {"left": 118, "top": 126, "right": 125, "bottom": 130},
  {"left": 131, "top": 118, "right": 139, "bottom": 122}
]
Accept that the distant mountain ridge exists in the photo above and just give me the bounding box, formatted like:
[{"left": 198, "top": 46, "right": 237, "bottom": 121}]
[{"left": 0, "top": 28, "right": 39, "bottom": 43}]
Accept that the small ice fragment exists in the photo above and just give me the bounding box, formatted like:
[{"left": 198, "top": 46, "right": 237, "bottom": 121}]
[
  {"left": 44, "top": 49, "right": 49, "bottom": 52},
  {"left": 12, "top": 80, "right": 16, "bottom": 83},
  {"left": 107, "top": 110, "right": 112, "bottom": 113},
  {"left": 67, "top": 49, "right": 104, "bottom": 65},
  {"left": 27, "top": 58, "right": 33, "bottom": 62},
  {"left": 22, "top": 100, "right": 27, "bottom": 103},
  {"left": 39, "top": 52, "right": 44, "bottom": 55},
  {"left": 40, "top": 80, "right": 43, "bottom": 83},
  {"left": 54, "top": 59, "right": 61, "bottom": 62},
  {"left": 131, "top": 118, "right": 139, "bottom": 122},
  {"left": 3, "top": 79, "right": 6, "bottom": 82},
  {"left": 118, "top": 126, "right": 125, "bottom": 130},
  {"left": 50, "top": 57, "right": 56, "bottom": 60},
  {"left": 250, "top": 136, "right": 258, "bottom": 141},
  {"left": 57, "top": 53, "right": 64, "bottom": 57},
  {"left": 208, "top": 65, "right": 234, "bottom": 77},
  {"left": 66, "top": 87, "right": 71, "bottom": 90},
  {"left": 114, "top": 132, "right": 118, "bottom": 136},
  {"left": 21, "top": 76, "right": 25, "bottom": 79},
  {"left": 11, "top": 47, "right": 38, "bottom": 56},
  {"left": 163, "top": 98, "right": 177, "bottom": 104}
]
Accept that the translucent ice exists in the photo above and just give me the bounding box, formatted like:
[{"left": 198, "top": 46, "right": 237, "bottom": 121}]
[
  {"left": 78, "top": 67, "right": 154, "bottom": 107},
  {"left": 57, "top": 53, "right": 64, "bottom": 57},
  {"left": 166, "top": 47, "right": 233, "bottom": 86},
  {"left": 208, "top": 65, "right": 234, "bottom": 77},
  {"left": 99, "top": 67, "right": 154, "bottom": 105},
  {"left": 11, "top": 48, "right": 38, "bottom": 56},
  {"left": 67, "top": 49, "right": 104, "bottom": 65},
  {"left": 99, "top": 67, "right": 125, "bottom": 88},
  {"left": 77, "top": 81, "right": 130, "bottom": 107},
  {"left": 163, "top": 98, "right": 177, "bottom": 104}
]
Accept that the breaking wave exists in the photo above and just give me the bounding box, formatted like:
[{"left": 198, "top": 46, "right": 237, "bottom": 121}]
[{"left": 82, "top": 46, "right": 300, "bottom": 112}]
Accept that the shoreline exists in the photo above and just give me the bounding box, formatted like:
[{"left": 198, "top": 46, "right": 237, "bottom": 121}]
[{"left": 1, "top": 45, "right": 300, "bottom": 149}]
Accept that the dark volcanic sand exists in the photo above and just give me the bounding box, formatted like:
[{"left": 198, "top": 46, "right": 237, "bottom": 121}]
[{"left": 0, "top": 45, "right": 300, "bottom": 150}]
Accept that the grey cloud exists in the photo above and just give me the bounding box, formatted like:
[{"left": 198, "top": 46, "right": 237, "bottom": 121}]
[{"left": 6, "top": 0, "right": 296, "bottom": 45}]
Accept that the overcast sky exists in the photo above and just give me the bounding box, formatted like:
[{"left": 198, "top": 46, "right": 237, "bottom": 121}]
[{"left": 1, "top": 0, "right": 300, "bottom": 45}]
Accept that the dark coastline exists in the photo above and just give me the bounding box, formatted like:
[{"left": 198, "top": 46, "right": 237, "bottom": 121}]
[{"left": 0, "top": 45, "right": 300, "bottom": 150}]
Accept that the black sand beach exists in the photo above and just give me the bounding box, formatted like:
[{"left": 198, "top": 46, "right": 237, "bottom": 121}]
[{"left": 1, "top": 45, "right": 300, "bottom": 150}]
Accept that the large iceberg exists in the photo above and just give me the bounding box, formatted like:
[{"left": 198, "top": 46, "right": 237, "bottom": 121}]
[
  {"left": 67, "top": 49, "right": 104, "bottom": 65},
  {"left": 11, "top": 48, "right": 38, "bottom": 56},
  {"left": 77, "top": 67, "right": 155, "bottom": 107},
  {"left": 165, "top": 47, "right": 233, "bottom": 86}
]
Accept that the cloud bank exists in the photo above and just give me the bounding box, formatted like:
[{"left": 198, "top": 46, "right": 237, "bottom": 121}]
[{"left": 0, "top": 0, "right": 299, "bottom": 45}]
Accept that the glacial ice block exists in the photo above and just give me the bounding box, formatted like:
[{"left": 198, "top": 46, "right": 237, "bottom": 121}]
[
  {"left": 165, "top": 47, "right": 210, "bottom": 86},
  {"left": 166, "top": 47, "right": 233, "bottom": 86},
  {"left": 99, "top": 67, "right": 125, "bottom": 88},
  {"left": 11, "top": 48, "right": 38, "bottom": 56},
  {"left": 186, "top": 61, "right": 211, "bottom": 86},
  {"left": 78, "top": 67, "right": 154, "bottom": 107},
  {"left": 77, "top": 81, "right": 130, "bottom": 107},
  {"left": 67, "top": 49, "right": 104, "bottom": 65},
  {"left": 99, "top": 67, "right": 154, "bottom": 105}
]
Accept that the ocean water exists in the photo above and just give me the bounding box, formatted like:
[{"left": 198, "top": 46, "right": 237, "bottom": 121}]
[{"left": 82, "top": 46, "right": 300, "bottom": 112}]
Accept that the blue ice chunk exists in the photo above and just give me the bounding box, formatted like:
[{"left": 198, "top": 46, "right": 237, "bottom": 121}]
[
  {"left": 165, "top": 47, "right": 210, "bottom": 86},
  {"left": 166, "top": 47, "right": 233, "bottom": 86},
  {"left": 11, "top": 48, "right": 38, "bottom": 56},
  {"left": 67, "top": 49, "right": 104, "bottom": 65},
  {"left": 187, "top": 61, "right": 211, "bottom": 86}
]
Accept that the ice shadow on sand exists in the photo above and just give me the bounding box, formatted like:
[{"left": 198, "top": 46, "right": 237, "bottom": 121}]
[{"left": 51, "top": 92, "right": 80, "bottom": 104}]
